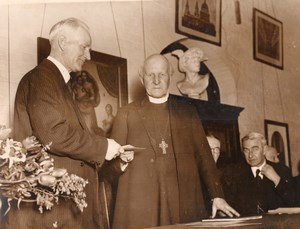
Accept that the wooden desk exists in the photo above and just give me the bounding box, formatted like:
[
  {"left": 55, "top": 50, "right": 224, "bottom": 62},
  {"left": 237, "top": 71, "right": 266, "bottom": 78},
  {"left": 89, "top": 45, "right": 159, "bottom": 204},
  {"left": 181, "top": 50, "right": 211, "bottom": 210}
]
[{"left": 147, "top": 214, "right": 300, "bottom": 229}]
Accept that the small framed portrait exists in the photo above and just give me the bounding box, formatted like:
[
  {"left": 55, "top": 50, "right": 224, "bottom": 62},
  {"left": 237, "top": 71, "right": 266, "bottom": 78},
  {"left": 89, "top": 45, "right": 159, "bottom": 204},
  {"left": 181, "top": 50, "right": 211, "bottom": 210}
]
[
  {"left": 253, "top": 8, "right": 283, "bottom": 70},
  {"left": 175, "top": 0, "right": 222, "bottom": 46},
  {"left": 264, "top": 120, "right": 291, "bottom": 170}
]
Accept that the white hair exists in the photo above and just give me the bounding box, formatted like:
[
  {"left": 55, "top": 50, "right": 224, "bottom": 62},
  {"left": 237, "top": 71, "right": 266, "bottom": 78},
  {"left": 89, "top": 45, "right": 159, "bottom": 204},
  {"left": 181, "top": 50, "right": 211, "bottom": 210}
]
[
  {"left": 241, "top": 132, "right": 267, "bottom": 146},
  {"left": 49, "top": 17, "right": 89, "bottom": 45}
]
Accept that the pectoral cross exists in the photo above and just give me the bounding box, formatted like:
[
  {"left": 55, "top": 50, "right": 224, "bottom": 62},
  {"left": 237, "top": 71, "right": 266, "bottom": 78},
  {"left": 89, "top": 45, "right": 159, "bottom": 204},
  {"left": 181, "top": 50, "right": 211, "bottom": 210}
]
[{"left": 159, "top": 139, "right": 168, "bottom": 154}]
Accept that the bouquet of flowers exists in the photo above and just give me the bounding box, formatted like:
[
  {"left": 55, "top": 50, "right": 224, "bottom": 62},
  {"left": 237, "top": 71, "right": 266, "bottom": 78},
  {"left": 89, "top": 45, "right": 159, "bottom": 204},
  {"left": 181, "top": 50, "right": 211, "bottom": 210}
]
[{"left": 0, "top": 125, "right": 88, "bottom": 214}]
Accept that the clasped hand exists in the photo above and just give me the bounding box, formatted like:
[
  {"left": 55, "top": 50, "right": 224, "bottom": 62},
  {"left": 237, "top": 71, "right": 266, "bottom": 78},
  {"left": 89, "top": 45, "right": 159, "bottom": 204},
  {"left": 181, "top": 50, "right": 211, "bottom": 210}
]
[
  {"left": 261, "top": 164, "right": 281, "bottom": 186},
  {"left": 118, "top": 145, "right": 135, "bottom": 163},
  {"left": 105, "top": 139, "right": 134, "bottom": 162}
]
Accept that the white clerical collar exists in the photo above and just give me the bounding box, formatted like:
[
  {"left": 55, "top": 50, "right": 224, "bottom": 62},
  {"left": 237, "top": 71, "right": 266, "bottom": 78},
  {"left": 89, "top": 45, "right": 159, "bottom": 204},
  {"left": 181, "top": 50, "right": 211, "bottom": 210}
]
[
  {"left": 148, "top": 94, "right": 169, "bottom": 104},
  {"left": 251, "top": 160, "right": 266, "bottom": 178},
  {"left": 47, "top": 56, "right": 70, "bottom": 83}
]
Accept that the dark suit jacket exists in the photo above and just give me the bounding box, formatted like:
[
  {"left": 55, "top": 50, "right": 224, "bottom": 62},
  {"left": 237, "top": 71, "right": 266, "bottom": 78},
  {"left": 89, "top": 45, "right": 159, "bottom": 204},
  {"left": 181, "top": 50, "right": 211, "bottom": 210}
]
[
  {"left": 10, "top": 59, "right": 108, "bottom": 228},
  {"left": 110, "top": 95, "right": 224, "bottom": 229},
  {"left": 222, "top": 160, "right": 297, "bottom": 216}
]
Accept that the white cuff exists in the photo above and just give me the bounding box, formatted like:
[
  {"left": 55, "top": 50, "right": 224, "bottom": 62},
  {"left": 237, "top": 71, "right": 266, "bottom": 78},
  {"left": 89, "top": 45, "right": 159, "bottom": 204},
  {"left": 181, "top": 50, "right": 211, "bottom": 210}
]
[{"left": 105, "top": 138, "right": 120, "bottom": 160}]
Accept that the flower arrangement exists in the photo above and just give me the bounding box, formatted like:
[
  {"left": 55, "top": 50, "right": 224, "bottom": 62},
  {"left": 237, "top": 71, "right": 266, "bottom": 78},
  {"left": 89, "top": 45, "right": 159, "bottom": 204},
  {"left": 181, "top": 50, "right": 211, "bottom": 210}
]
[{"left": 0, "top": 125, "right": 88, "bottom": 214}]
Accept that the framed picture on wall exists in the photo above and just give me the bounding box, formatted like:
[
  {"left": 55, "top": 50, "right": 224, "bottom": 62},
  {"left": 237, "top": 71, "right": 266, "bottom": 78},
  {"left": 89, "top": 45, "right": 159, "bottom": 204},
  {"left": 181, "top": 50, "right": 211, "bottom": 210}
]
[
  {"left": 253, "top": 8, "right": 283, "bottom": 70},
  {"left": 37, "top": 37, "right": 128, "bottom": 138},
  {"left": 175, "top": 0, "right": 222, "bottom": 46},
  {"left": 264, "top": 120, "right": 291, "bottom": 170}
]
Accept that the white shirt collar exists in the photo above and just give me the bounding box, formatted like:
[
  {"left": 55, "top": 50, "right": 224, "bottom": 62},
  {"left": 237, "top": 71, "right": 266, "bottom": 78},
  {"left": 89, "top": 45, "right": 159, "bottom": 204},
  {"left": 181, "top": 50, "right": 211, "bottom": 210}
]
[
  {"left": 47, "top": 56, "right": 70, "bottom": 83},
  {"left": 148, "top": 93, "right": 169, "bottom": 104},
  {"left": 251, "top": 160, "right": 266, "bottom": 178}
]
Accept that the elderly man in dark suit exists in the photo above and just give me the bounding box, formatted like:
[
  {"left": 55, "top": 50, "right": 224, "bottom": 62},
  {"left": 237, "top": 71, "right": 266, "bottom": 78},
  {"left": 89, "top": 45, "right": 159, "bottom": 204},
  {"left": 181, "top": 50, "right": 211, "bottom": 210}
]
[
  {"left": 222, "top": 132, "right": 297, "bottom": 216},
  {"left": 109, "top": 54, "right": 239, "bottom": 229},
  {"left": 11, "top": 18, "right": 130, "bottom": 229}
]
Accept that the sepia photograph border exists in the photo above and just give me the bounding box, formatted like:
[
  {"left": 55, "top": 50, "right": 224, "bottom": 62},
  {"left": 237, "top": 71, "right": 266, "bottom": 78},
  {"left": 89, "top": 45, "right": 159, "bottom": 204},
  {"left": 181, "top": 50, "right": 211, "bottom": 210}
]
[
  {"left": 264, "top": 119, "right": 291, "bottom": 171},
  {"left": 175, "top": 0, "right": 222, "bottom": 46},
  {"left": 253, "top": 8, "right": 283, "bottom": 70}
]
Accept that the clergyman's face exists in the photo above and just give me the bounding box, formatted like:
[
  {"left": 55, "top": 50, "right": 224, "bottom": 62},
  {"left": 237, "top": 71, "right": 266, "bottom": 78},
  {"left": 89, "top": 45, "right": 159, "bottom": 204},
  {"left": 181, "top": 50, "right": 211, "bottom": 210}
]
[
  {"left": 141, "top": 56, "right": 170, "bottom": 98},
  {"left": 64, "top": 27, "right": 91, "bottom": 72},
  {"left": 242, "top": 139, "right": 265, "bottom": 167}
]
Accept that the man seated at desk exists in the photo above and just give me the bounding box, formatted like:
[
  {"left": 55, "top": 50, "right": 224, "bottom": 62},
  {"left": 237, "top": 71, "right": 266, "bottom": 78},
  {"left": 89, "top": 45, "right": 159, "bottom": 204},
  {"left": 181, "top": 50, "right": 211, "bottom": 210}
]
[{"left": 222, "top": 132, "right": 297, "bottom": 215}]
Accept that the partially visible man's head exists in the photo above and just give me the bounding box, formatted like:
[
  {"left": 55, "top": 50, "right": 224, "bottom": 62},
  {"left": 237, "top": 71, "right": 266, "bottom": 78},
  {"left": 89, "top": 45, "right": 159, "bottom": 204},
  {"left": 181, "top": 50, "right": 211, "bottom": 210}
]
[
  {"left": 49, "top": 18, "right": 91, "bottom": 72},
  {"left": 241, "top": 132, "right": 267, "bottom": 167},
  {"left": 206, "top": 135, "right": 221, "bottom": 163},
  {"left": 264, "top": 146, "right": 280, "bottom": 163},
  {"left": 139, "top": 54, "right": 173, "bottom": 98}
]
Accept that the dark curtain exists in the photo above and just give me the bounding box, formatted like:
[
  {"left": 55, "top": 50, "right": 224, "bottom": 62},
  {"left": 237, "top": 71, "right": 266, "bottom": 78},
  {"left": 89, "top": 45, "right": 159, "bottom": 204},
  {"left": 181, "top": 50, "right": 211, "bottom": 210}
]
[{"left": 97, "top": 63, "right": 118, "bottom": 98}]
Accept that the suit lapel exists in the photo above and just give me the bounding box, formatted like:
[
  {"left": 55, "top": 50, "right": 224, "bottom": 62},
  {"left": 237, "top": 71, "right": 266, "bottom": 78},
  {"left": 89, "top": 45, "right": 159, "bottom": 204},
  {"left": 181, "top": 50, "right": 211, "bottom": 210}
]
[
  {"left": 66, "top": 85, "right": 88, "bottom": 131},
  {"left": 44, "top": 60, "right": 88, "bottom": 132}
]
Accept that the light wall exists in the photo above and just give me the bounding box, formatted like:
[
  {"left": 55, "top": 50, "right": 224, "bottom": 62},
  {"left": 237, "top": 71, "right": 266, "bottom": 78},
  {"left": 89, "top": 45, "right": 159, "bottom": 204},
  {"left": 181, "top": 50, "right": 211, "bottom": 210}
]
[{"left": 1, "top": 0, "right": 300, "bottom": 175}]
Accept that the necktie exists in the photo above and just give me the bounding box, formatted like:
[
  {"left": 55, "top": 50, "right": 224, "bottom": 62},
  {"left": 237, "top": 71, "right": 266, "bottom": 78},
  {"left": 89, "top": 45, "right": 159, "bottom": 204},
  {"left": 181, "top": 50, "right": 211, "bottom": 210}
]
[
  {"left": 255, "top": 169, "right": 264, "bottom": 214},
  {"left": 67, "top": 72, "right": 76, "bottom": 98},
  {"left": 69, "top": 71, "right": 77, "bottom": 81},
  {"left": 68, "top": 72, "right": 76, "bottom": 87},
  {"left": 256, "top": 169, "right": 261, "bottom": 180}
]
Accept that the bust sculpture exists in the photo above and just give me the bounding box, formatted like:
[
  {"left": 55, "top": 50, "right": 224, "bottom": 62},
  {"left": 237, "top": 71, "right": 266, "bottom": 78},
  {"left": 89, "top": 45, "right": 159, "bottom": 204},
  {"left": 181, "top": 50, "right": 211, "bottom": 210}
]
[{"left": 172, "top": 47, "right": 209, "bottom": 100}]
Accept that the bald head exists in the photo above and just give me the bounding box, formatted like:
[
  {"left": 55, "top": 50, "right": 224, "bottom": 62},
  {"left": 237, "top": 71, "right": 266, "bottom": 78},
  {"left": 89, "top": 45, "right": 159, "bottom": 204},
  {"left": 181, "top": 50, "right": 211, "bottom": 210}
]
[
  {"left": 264, "top": 146, "right": 280, "bottom": 163},
  {"left": 140, "top": 54, "right": 173, "bottom": 76},
  {"left": 139, "top": 54, "right": 173, "bottom": 99}
]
